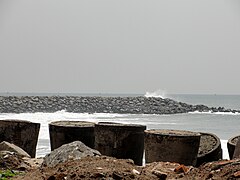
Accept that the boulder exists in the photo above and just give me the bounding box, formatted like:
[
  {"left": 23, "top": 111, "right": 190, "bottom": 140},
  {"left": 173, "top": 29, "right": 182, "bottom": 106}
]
[
  {"left": 42, "top": 141, "right": 101, "bottom": 167},
  {"left": 0, "top": 141, "right": 30, "bottom": 158}
]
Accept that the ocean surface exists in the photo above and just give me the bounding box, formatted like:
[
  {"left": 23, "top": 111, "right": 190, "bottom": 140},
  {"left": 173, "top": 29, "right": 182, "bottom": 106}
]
[{"left": 0, "top": 93, "right": 240, "bottom": 160}]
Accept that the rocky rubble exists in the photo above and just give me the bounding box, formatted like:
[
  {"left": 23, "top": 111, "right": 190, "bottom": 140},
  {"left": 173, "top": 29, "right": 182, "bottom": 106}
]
[
  {"left": 15, "top": 156, "right": 240, "bottom": 180},
  {"left": 0, "top": 140, "right": 239, "bottom": 180},
  {"left": 0, "top": 96, "right": 239, "bottom": 114},
  {"left": 0, "top": 141, "right": 42, "bottom": 172}
]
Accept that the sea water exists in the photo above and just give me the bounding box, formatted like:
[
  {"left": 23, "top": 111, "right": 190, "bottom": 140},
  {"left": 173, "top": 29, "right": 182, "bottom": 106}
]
[{"left": 0, "top": 94, "right": 240, "bottom": 160}]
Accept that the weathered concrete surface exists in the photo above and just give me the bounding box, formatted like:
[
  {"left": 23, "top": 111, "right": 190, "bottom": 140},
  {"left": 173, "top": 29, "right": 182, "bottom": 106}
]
[
  {"left": 42, "top": 141, "right": 101, "bottom": 167},
  {"left": 49, "top": 121, "right": 95, "bottom": 151},
  {"left": 0, "top": 119, "right": 40, "bottom": 157},
  {"left": 95, "top": 122, "right": 146, "bottom": 166},
  {"left": 233, "top": 137, "right": 240, "bottom": 159},
  {"left": 197, "top": 132, "right": 222, "bottom": 166},
  {"left": 227, "top": 135, "right": 240, "bottom": 159},
  {"left": 145, "top": 129, "right": 201, "bottom": 166}
]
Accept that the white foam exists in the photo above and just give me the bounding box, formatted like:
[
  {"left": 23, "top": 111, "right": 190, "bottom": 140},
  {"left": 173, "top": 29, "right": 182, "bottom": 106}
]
[
  {"left": 144, "top": 90, "right": 166, "bottom": 99},
  {"left": 189, "top": 111, "right": 212, "bottom": 114},
  {"left": 221, "top": 139, "right": 229, "bottom": 159},
  {"left": 189, "top": 111, "right": 240, "bottom": 115},
  {"left": 214, "top": 111, "right": 240, "bottom": 115}
]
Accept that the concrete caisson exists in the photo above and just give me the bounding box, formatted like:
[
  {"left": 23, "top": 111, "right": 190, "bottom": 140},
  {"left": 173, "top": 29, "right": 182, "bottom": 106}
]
[
  {"left": 94, "top": 122, "right": 146, "bottom": 166},
  {"left": 227, "top": 135, "right": 240, "bottom": 159},
  {"left": 49, "top": 121, "right": 95, "bottom": 150},
  {"left": 0, "top": 119, "right": 40, "bottom": 157},
  {"left": 144, "top": 129, "right": 201, "bottom": 166},
  {"left": 197, "top": 132, "right": 222, "bottom": 166},
  {"left": 233, "top": 138, "right": 240, "bottom": 159}
]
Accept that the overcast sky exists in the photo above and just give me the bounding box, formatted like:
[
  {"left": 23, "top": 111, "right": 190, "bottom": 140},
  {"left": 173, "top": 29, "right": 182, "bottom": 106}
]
[{"left": 0, "top": 0, "right": 240, "bottom": 95}]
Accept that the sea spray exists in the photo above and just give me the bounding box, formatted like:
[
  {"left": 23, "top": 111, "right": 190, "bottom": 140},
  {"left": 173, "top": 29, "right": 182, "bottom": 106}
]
[{"left": 144, "top": 89, "right": 167, "bottom": 98}]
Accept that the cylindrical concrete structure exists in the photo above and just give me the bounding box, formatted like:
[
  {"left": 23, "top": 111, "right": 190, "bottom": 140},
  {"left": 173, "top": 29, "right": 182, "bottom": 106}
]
[
  {"left": 94, "top": 122, "right": 146, "bottom": 166},
  {"left": 0, "top": 119, "right": 40, "bottom": 157},
  {"left": 145, "top": 129, "right": 201, "bottom": 166},
  {"left": 233, "top": 138, "right": 240, "bottom": 159},
  {"left": 227, "top": 135, "right": 240, "bottom": 159},
  {"left": 49, "top": 121, "right": 95, "bottom": 151},
  {"left": 197, "top": 132, "right": 222, "bottom": 166}
]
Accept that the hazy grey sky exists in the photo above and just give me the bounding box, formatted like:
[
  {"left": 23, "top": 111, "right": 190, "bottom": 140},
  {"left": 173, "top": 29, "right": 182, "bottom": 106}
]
[{"left": 1, "top": 0, "right": 240, "bottom": 94}]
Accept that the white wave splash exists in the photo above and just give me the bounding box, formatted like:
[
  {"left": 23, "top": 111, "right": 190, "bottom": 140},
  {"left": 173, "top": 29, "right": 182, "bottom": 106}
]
[
  {"left": 144, "top": 90, "right": 167, "bottom": 99},
  {"left": 189, "top": 111, "right": 240, "bottom": 115},
  {"left": 221, "top": 140, "right": 229, "bottom": 159}
]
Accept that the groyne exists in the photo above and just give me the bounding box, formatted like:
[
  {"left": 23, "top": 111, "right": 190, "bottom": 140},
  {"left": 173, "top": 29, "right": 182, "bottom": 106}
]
[{"left": 0, "top": 96, "right": 239, "bottom": 114}]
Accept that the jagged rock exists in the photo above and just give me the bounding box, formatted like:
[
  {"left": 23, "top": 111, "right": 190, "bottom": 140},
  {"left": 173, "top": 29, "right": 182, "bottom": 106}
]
[
  {"left": 0, "top": 141, "right": 30, "bottom": 158},
  {"left": 42, "top": 141, "right": 101, "bottom": 167}
]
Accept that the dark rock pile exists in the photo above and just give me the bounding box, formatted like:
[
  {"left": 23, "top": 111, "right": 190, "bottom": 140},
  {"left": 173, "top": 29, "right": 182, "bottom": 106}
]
[{"left": 0, "top": 96, "right": 239, "bottom": 114}]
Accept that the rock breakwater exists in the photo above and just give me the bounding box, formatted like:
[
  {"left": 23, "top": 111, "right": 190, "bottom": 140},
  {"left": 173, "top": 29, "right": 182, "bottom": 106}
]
[{"left": 0, "top": 96, "right": 239, "bottom": 114}]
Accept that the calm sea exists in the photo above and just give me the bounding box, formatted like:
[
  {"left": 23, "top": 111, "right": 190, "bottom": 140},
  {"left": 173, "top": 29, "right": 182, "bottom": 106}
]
[{"left": 0, "top": 93, "right": 239, "bottom": 159}]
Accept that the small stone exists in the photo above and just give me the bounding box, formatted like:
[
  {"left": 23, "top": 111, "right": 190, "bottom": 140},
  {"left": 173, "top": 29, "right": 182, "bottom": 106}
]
[
  {"left": 132, "top": 169, "right": 140, "bottom": 175},
  {"left": 234, "top": 171, "right": 240, "bottom": 178},
  {"left": 152, "top": 170, "right": 167, "bottom": 180},
  {"left": 126, "top": 159, "right": 134, "bottom": 165}
]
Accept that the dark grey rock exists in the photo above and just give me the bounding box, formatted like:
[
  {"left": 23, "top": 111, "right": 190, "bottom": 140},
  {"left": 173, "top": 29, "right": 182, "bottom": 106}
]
[{"left": 42, "top": 141, "right": 101, "bottom": 167}]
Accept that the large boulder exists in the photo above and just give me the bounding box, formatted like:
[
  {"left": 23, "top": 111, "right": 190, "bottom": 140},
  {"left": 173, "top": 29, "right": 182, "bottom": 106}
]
[
  {"left": 42, "top": 141, "right": 101, "bottom": 167},
  {"left": 0, "top": 141, "right": 30, "bottom": 158}
]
